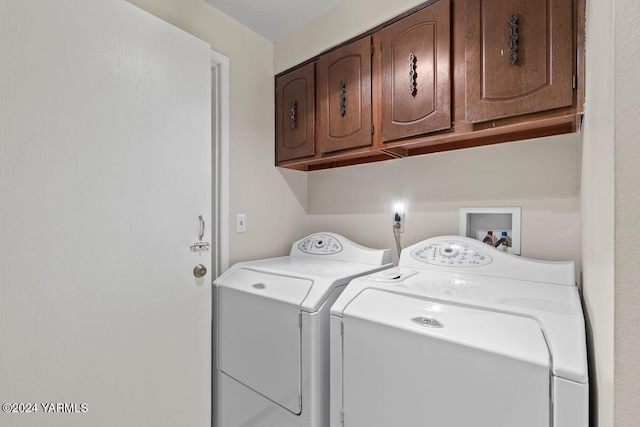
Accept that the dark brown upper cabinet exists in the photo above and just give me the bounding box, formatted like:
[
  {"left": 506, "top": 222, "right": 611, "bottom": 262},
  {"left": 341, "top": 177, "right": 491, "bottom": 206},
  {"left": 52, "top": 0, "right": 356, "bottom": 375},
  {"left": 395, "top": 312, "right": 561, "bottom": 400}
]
[
  {"left": 381, "top": 0, "right": 451, "bottom": 142},
  {"left": 276, "top": 62, "right": 315, "bottom": 162},
  {"left": 274, "top": 0, "right": 583, "bottom": 171},
  {"left": 465, "top": 0, "right": 574, "bottom": 123},
  {"left": 316, "top": 36, "right": 373, "bottom": 154}
]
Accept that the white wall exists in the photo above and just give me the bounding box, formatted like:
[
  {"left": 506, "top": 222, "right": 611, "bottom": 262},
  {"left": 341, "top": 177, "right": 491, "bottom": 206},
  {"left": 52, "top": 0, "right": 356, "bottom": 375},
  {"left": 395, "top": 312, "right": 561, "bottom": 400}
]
[
  {"left": 308, "top": 136, "right": 581, "bottom": 264},
  {"left": 581, "top": 0, "right": 615, "bottom": 424},
  {"left": 582, "top": 0, "right": 640, "bottom": 425},
  {"left": 128, "top": 0, "right": 308, "bottom": 265},
  {"left": 275, "top": 0, "right": 425, "bottom": 72},
  {"left": 613, "top": 1, "right": 640, "bottom": 425}
]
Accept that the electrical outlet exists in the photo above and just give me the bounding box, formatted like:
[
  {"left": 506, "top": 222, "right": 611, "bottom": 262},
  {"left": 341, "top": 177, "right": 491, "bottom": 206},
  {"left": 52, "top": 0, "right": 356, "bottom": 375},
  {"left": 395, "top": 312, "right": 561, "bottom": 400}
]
[{"left": 393, "top": 212, "right": 405, "bottom": 233}]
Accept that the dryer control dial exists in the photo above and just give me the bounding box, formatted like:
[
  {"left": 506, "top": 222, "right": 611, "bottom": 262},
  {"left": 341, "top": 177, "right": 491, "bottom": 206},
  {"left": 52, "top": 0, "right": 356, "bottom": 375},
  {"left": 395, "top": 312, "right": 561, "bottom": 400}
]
[
  {"left": 297, "top": 234, "right": 344, "bottom": 255},
  {"left": 411, "top": 240, "right": 492, "bottom": 266}
]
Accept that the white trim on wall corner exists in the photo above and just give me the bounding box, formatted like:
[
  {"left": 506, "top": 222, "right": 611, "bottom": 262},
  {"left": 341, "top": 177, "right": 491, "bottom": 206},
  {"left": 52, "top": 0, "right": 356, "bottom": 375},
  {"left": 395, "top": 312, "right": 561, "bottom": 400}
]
[{"left": 211, "top": 50, "right": 230, "bottom": 275}]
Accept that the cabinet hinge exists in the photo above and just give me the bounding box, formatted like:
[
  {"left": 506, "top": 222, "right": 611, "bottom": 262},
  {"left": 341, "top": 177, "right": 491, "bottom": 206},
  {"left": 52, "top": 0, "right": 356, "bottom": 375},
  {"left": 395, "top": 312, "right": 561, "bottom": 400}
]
[
  {"left": 371, "top": 125, "right": 375, "bottom": 135},
  {"left": 549, "top": 373, "right": 555, "bottom": 403},
  {"left": 299, "top": 313, "right": 302, "bottom": 328},
  {"left": 341, "top": 322, "right": 344, "bottom": 337},
  {"left": 572, "top": 76, "right": 577, "bottom": 90},
  {"left": 371, "top": 45, "right": 374, "bottom": 56},
  {"left": 340, "top": 409, "right": 345, "bottom": 426},
  {"left": 299, "top": 394, "right": 303, "bottom": 409}
]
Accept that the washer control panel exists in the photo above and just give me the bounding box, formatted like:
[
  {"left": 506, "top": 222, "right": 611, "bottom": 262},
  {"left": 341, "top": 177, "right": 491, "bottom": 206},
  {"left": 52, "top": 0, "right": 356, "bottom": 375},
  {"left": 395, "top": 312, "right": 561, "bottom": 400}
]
[
  {"left": 297, "top": 234, "right": 344, "bottom": 255},
  {"left": 410, "top": 240, "right": 492, "bottom": 266}
]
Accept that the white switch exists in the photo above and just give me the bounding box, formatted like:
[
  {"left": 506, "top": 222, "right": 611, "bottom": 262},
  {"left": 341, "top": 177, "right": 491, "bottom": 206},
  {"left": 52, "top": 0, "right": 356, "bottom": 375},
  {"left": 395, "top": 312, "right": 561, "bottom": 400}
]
[{"left": 236, "top": 214, "right": 246, "bottom": 233}]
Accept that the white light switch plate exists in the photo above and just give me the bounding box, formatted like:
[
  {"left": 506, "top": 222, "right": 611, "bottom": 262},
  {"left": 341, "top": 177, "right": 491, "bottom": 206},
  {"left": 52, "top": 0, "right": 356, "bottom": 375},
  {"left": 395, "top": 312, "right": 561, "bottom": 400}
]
[{"left": 236, "top": 214, "right": 246, "bottom": 233}]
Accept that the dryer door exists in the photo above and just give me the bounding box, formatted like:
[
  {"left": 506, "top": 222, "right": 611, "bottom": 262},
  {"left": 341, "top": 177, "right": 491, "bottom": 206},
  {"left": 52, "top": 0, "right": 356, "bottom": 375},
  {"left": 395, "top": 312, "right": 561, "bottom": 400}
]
[
  {"left": 217, "top": 269, "right": 312, "bottom": 414},
  {"left": 341, "top": 289, "right": 551, "bottom": 427}
]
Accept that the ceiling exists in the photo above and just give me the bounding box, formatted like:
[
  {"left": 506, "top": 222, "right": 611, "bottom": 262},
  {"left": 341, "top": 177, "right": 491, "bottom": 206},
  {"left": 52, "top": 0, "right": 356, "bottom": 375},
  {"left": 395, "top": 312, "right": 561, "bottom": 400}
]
[{"left": 204, "top": 0, "right": 345, "bottom": 42}]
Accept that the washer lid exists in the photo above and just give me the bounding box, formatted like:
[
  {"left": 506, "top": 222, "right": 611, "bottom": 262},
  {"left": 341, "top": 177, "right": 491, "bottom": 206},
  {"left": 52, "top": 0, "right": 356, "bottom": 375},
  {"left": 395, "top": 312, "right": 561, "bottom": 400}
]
[
  {"left": 215, "top": 258, "right": 392, "bottom": 312},
  {"left": 341, "top": 289, "right": 551, "bottom": 427},
  {"left": 217, "top": 267, "right": 312, "bottom": 306},
  {"left": 344, "top": 289, "right": 550, "bottom": 368},
  {"left": 333, "top": 268, "right": 588, "bottom": 384}
]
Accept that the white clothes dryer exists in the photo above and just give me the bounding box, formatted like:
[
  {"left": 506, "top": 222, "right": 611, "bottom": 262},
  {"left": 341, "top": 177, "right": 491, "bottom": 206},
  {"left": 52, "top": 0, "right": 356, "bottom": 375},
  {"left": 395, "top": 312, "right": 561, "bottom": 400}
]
[
  {"left": 213, "top": 233, "right": 392, "bottom": 427},
  {"left": 330, "top": 235, "right": 588, "bottom": 427}
]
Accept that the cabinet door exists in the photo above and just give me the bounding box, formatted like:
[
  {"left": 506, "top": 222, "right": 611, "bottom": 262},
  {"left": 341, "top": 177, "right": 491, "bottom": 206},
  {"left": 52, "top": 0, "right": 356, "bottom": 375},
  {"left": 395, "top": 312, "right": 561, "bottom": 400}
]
[
  {"left": 465, "top": 0, "right": 574, "bottom": 123},
  {"left": 317, "top": 37, "right": 373, "bottom": 154},
  {"left": 381, "top": 0, "right": 451, "bottom": 142},
  {"left": 276, "top": 63, "right": 315, "bottom": 162}
]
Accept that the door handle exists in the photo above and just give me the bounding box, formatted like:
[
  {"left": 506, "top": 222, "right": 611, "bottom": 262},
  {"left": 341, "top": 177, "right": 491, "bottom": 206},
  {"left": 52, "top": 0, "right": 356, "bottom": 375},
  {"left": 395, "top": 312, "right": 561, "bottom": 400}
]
[
  {"left": 198, "top": 215, "right": 205, "bottom": 241},
  {"left": 193, "top": 264, "right": 207, "bottom": 278},
  {"left": 191, "top": 214, "right": 211, "bottom": 252}
]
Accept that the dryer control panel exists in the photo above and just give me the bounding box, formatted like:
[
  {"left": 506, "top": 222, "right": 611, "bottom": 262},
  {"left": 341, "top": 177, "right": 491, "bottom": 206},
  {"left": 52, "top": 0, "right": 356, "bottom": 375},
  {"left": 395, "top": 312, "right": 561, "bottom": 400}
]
[
  {"left": 297, "top": 234, "right": 344, "bottom": 255},
  {"left": 291, "top": 232, "right": 391, "bottom": 265},
  {"left": 411, "top": 239, "right": 492, "bottom": 266}
]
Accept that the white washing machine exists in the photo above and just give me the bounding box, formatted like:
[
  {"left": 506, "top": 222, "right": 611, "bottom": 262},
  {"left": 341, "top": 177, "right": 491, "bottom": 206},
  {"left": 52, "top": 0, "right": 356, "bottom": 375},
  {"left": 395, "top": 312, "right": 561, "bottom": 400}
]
[
  {"left": 330, "top": 236, "right": 588, "bottom": 427},
  {"left": 213, "top": 233, "right": 392, "bottom": 427}
]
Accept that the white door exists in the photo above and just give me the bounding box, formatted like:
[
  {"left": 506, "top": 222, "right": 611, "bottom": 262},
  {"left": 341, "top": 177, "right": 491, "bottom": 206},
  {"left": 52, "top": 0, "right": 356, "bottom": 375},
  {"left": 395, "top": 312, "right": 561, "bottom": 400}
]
[{"left": 0, "top": 1, "right": 212, "bottom": 426}]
